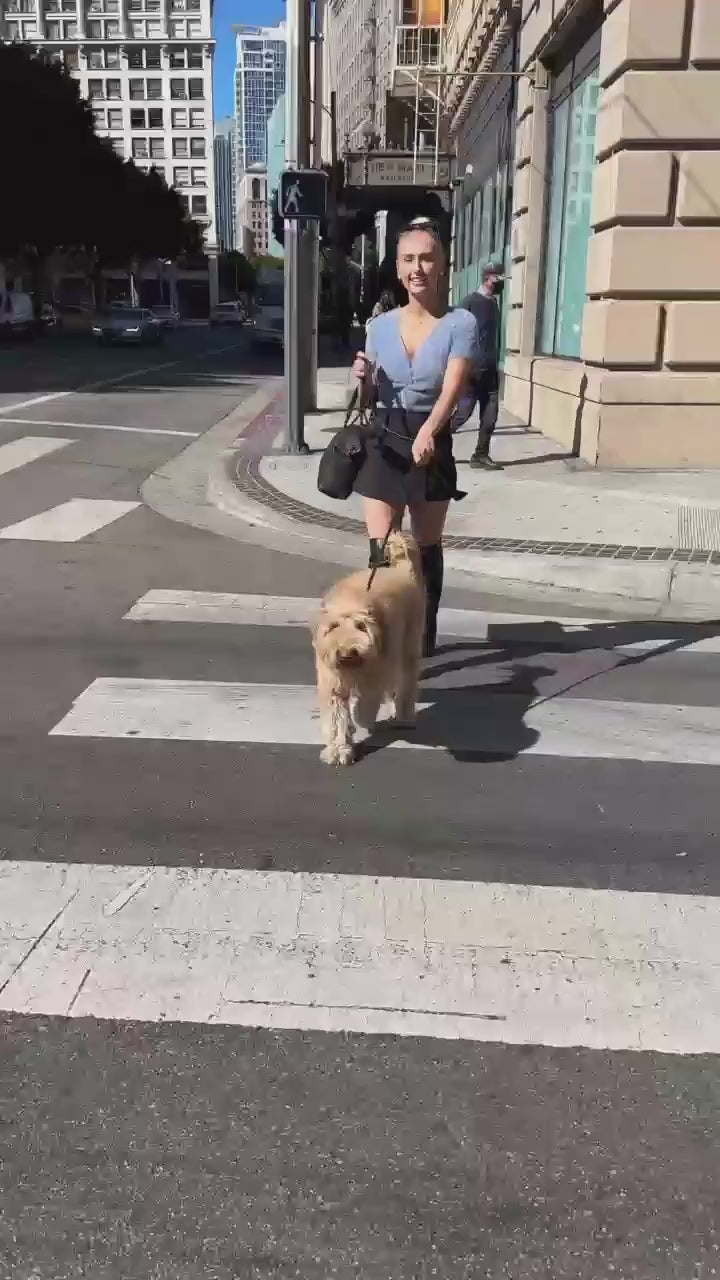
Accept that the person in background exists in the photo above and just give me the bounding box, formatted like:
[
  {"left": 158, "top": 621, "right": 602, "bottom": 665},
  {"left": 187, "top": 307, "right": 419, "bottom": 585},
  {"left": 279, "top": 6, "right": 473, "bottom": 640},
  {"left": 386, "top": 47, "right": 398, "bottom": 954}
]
[
  {"left": 370, "top": 290, "right": 396, "bottom": 320},
  {"left": 459, "top": 262, "right": 505, "bottom": 471}
]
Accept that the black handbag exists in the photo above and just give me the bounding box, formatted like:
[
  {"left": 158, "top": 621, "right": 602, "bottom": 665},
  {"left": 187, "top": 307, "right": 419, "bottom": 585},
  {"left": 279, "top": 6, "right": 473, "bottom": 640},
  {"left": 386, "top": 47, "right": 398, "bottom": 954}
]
[{"left": 317, "top": 386, "right": 374, "bottom": 500}]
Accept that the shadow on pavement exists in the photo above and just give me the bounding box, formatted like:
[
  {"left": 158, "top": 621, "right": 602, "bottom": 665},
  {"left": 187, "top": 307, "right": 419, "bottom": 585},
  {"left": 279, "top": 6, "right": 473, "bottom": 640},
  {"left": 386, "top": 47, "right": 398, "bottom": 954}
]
[{"left": 357, "top": 617, "right": 720, "bottom": 763}]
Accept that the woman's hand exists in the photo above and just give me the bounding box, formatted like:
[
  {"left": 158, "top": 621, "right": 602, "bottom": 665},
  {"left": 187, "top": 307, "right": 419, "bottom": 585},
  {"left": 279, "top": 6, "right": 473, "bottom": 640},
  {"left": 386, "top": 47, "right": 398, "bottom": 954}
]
[
  {"left": 352, "top": 351, "right": 373, "bottom": 382},
  {"left": 412, "top": 423, "right": 436, "bottom": 466}
]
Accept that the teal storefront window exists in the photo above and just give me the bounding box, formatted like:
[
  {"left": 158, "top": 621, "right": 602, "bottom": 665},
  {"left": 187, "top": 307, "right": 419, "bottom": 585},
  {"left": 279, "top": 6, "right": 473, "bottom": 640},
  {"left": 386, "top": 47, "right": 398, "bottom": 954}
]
[{"left": 540, "top": 36, "right": 600, "bottom": 359}]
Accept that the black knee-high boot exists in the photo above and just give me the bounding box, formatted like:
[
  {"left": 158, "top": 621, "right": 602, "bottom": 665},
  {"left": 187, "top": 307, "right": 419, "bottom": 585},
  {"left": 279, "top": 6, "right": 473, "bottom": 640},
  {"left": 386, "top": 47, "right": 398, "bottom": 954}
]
[
  {"left": 420, "top": 543, "right": 444, "bottom": 658},
  {"left": 368, "top": 538, "right": 391, "bottom": 569}
]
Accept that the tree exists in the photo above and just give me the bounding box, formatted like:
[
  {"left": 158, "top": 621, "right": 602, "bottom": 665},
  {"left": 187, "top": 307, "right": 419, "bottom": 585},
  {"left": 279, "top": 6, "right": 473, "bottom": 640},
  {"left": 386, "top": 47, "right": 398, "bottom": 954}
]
[
  {"left": 218, "top": 251, "right": 256, "bottom": 298},
  {"left": 0, "top": 44, "right": 205, "bottom": 293}
]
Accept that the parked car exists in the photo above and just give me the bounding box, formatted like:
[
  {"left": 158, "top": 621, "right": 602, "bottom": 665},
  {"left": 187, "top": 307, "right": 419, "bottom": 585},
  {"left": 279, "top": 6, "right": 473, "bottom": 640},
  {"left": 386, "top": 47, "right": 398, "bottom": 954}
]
[
  {"left": 92, "top": 307, "right": 163, "bottom": 345},
  {"left": 151, "top": 304, "right": 181, "bottom": 330},
  {"left": 55, "top": 303, "right": 95, "bottom": 334},
  {"left": 0, "top": 290, "right": 36, "bottom": 340},
  {"left": 249, "top": 281, "right": 284, "bottom": 349},
  {"left": 209, "top": 300, "right": 246, "bottom": 326}
]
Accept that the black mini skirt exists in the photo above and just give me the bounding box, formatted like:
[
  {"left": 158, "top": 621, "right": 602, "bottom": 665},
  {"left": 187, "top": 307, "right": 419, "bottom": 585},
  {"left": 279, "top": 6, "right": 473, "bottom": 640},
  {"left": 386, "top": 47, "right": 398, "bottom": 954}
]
[{"left": 353, "top": 407, "right": 465, "bottom": 507}]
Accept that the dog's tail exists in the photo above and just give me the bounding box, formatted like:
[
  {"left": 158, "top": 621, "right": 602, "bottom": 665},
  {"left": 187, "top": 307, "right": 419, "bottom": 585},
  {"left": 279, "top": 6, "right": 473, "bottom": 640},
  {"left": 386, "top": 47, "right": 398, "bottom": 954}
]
[{"left": 386, "top": 530, "right": 422, "bottom": 581}]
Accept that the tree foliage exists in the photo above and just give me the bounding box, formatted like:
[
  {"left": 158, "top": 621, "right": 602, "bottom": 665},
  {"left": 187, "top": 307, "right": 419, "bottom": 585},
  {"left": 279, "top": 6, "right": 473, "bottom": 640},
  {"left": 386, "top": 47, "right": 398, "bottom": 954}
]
[
  {"left": 0, "top": 43, "right": 202, "bottom": 265},
  {"left": 218, "top": 251, "right": 256, "bottom": 297}
]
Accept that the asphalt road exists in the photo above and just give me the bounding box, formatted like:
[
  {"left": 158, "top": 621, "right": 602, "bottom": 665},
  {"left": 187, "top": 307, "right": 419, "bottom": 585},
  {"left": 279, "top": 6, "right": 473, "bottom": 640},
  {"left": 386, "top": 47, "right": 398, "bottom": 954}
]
[{"left": 0, "top": 328, "right": 719, "bottom": 1278}]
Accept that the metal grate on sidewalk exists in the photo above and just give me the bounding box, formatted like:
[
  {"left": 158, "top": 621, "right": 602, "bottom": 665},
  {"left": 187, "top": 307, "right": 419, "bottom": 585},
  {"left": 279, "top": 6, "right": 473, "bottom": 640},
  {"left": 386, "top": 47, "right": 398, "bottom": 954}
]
[{"left": 235, "top": 455, "right": 720, "bottom": 566}]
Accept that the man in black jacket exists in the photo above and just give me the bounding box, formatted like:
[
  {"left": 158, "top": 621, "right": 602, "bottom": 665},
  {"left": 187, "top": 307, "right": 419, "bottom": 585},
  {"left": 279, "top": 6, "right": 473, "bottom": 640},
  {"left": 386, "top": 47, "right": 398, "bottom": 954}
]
[{"left": 460, "top": 262, "right": 504, "bottom": 470}]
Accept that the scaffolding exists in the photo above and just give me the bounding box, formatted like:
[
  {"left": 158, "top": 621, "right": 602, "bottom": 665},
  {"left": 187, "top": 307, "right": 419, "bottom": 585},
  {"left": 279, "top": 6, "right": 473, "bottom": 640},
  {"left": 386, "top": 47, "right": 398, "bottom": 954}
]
[{"left": 392, "top": 0, "right": 447, "bottom": 186}]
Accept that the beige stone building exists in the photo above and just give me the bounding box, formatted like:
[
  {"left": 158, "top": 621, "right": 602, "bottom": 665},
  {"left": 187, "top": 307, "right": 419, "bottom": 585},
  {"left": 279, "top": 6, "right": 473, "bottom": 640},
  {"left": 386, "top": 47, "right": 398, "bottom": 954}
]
[{"left": 446, "top": 0, "right": 720, "bottom": 468}]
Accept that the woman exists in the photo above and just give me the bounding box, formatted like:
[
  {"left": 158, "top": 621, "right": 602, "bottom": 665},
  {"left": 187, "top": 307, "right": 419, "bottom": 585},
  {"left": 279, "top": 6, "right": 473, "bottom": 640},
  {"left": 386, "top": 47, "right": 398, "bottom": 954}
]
[{"left": 352, "top": 218, "right": 478, "bottom": 656}]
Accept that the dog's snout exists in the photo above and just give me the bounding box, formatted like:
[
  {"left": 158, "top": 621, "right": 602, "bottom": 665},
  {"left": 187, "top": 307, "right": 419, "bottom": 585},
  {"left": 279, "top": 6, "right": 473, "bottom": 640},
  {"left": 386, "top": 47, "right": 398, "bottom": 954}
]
[{"left": 339, "top": 647, "right": 360, "bottom": 665}]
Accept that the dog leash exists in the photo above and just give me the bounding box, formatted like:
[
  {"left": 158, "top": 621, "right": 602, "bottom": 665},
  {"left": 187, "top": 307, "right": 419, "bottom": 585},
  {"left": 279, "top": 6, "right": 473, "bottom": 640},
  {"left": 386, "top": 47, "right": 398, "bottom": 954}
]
[{"left": 366, "top": 526, "right": 394, "bottom": 593}]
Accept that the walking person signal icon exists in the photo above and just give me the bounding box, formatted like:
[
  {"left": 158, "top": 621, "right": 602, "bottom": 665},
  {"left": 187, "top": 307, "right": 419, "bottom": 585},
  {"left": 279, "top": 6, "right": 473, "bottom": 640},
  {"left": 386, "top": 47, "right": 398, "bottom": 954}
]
[{"left": 280, "top": 169, "right": 328, "bottom": 221}]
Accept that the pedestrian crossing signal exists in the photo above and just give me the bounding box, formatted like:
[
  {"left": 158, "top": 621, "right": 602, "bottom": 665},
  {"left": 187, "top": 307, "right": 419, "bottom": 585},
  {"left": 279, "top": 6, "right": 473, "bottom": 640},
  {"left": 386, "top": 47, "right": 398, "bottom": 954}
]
[{"left": 280, "top": 169, "right": 328, "bottom": 220}]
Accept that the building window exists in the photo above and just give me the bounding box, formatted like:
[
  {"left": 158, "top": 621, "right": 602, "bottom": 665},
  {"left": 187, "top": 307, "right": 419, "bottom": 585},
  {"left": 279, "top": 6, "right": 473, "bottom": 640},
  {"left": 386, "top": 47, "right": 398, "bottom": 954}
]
[
  {"left": 169, "top": 18, "right": 185, "bottom": 36},
  {"left": 190, "top": 137, "right": 205, "bottom": 157},
  {"left": 130, "top": 108, "right": 145, "bottom": 127},
  {"left": 93, "top": 107, "right": 106, "bottom": 128},
  {"left": 146, "top": 19, "right": 161, "bottom": 36},
  {"left": 65, "top": 48, "right": 79, "bottom": 68},
  {"left": 145, "top": 46, "right": 161, "bottom": 67},
  {"left": 191, "top": 195, "right": 207, "bottom": 215},
  {"left": 172, "top": 108, "right": 188, "bottom": 127},
  {"left": 173, "top": 137, "right": 188, "bottom": 157},
  {"left": 107, "top": 107, "right": 123, "bottom": 128},
  {"left": 188, "top": 77, "right": 203, "bottom": 99},
  {"left": 129, "top": 77, "right": 144, "bottom": 99},
  {"left": 187, "top": 19, "right": 201, "bottom": 35},
  {"left": 150, "top": 137, "right": 164, "bottom": 158},
  {"left": 191, "top": 166, "right": 206, "bottom": 186},
  {"left": 148, "top": 107, "right": 163, "bottom": 127},
  {"left": 170, "top": 78, "right": 187, "bottom": 99},
  {"left": 47, "top": 21, "right": 61, "bottom": 38},
  {"left": 86, "top": 19, "right": 101, "bottom": 36},
  {"left": 146, "top": 78, "right": 162, "bottom": 98},
  {"left": 130, "top": 20, "right": 144, "bottom": 36},
  {"left": 189, "top": 108, "right": 204, "bottom": 128},
  {"left": 169, "top": 50, "right": 187, "bottom": 68},
  {"left": 132, "top": 137, "right": 149, "bottom": 158},
  {"left": 105, "top": 18, "right": 119, "bottom": 35},
  {"left": 539, "top": 32, "right": 600, "bottom": 359},
  {"left": 174, "top": 167, "right": 190, "bottom": 186},
  {"left": 187, "top": 48, "right": 202, "bottom": 68},
  {"left": 105, "top": 48, "right": 120, "bottom": 67},
  {"left": 88, "top": 78, "right": 104, "bottom": 99}
]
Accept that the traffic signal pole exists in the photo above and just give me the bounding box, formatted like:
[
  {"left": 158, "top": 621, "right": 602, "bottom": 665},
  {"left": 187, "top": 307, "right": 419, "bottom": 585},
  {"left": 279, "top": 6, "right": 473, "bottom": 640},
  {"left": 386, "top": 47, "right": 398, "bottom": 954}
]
[
  {"left": 284, "top": 0, "right": 311, "bottom": 453},
  {"left": 306, "top": 0, "right": 324, "bottom": 412}
]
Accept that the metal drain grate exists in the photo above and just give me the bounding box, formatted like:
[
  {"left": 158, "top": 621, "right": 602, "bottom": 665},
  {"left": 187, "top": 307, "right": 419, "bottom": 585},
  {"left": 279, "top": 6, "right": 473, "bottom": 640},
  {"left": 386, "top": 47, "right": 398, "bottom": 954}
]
[{"left": 677, "top": 505, "right": 720, "bottom": 552}]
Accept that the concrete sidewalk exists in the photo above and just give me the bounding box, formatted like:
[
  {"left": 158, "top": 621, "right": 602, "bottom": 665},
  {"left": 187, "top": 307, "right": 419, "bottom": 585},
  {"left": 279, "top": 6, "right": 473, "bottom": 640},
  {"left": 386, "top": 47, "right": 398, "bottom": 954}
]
[{"left": 144, "top": 365, "right": 720, "bottom": 618}]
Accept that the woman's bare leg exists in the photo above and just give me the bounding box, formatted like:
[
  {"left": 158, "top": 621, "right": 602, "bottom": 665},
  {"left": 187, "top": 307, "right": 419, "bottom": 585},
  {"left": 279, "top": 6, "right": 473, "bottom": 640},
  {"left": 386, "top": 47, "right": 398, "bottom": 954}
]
[
  {"left": 363, "top": 497, "right": 403, "bottom": 539},
  {"left": 408, "top": 500, "right": 449, "bottom": 548}
]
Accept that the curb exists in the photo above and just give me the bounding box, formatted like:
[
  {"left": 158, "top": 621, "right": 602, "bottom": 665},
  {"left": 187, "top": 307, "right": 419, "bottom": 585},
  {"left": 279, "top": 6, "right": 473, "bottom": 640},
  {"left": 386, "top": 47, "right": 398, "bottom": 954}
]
[{"left": 142, "top": 378, "right": 720, "bottom": 620}]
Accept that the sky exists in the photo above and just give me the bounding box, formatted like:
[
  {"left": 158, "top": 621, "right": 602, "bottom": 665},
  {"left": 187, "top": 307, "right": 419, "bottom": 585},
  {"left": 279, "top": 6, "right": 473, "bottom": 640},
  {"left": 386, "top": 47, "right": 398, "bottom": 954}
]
[{"left": 213, "top": 0, "right": 287, "bottom": 121}]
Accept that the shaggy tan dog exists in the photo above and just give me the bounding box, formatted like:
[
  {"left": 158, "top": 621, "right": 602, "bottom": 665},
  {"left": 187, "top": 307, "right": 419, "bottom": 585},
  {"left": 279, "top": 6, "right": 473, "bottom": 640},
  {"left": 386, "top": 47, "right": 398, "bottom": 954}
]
[{"left": 312, "top": 531, "right": 425, "bottom": 766}]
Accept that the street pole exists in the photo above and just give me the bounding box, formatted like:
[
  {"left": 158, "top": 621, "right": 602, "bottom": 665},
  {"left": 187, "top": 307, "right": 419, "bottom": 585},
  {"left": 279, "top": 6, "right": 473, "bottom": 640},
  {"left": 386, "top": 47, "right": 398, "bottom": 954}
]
[
  {"left": 306, "top": 0, "right": 324, "bottom": 412},
  {"left": 284, "top": 0, "right": 311, "bottom": 453}
]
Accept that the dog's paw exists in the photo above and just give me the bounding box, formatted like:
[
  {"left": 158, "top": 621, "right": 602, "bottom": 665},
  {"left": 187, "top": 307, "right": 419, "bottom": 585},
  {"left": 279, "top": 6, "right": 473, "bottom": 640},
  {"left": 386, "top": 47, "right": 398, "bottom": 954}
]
[
  {"left": 390, "top": 703, "right": 417, "bottom": 730},
  {"left": 320, "top": 744, "right": 355, "bottom": 766}
]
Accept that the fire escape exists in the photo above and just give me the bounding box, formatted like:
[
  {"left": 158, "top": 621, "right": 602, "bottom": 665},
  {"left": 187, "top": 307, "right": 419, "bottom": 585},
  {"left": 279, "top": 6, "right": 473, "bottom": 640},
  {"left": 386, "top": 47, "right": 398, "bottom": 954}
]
[{"left": 391, "top": 0, "right": 446, "bottom": 183}]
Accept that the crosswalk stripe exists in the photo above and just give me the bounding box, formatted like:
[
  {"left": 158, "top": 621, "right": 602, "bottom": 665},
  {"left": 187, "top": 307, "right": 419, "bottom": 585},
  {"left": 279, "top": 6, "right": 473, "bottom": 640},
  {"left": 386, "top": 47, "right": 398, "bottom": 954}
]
[
  {"left": 48, "top": 676, "right": 720, "bottom": 765},
  {"left": 1, "top": 860, "right": 717, "bottom": 1052},
  {"left": 0, "top": 435, "right": 74, "bottom": 476},
  {"left": 0, "top": 498, "right": 140, "bottom": 542},
  {"left": 125, "top": 589, "right": 720, "bottom": 654}
]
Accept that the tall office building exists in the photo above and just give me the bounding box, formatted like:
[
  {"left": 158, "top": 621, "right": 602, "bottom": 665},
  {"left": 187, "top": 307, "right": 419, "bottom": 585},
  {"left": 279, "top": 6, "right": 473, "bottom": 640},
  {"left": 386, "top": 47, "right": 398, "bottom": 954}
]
[
  {"left": 214, "top": 116, "right": 235, "bottom": 252},
  {"left": 1, "top": 0, "right": 217, "bottom": 250},
  {"left": 233, "top": 23, "right": 286, "bottom": 175}
]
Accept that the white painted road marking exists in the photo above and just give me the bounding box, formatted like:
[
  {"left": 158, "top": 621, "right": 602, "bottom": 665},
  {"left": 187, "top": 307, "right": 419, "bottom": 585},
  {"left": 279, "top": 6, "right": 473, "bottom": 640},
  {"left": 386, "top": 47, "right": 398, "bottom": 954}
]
[
  {"left": 0, "top": 418, "right": 199, "bottom": 439},
  {"left": 0, "top": 498, "right": 140, "bottom": 542},
  {"left": 0, "top": 435, "right": 74, "bottom": 475},
  {"left": 0, "top": 338, "right": 245, "bottom": 417},
  {"left": 0, "top": 860, "right": 718, "bottom": 1052},
  {"left": 48, "top": 675, "right": 720, "bottom": 765},
  {"left": 125, "top": 589, "right": 720, "bottom": 654}
]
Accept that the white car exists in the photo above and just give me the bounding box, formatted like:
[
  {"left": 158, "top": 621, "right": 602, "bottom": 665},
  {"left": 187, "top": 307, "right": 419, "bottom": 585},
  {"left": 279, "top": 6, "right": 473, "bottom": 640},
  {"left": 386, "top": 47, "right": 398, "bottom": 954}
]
[
  {"left": 249, "top": 281, "right": 284, "bottom": 348},
  {"left": 151, "top": 304, "right": 181, "bottom": 330},
  {"left": 209, "top": 301, "right": 246, "bottom": 326},
  {"left": 0, "top": 290, "right": 35, "bottom": 339}
]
